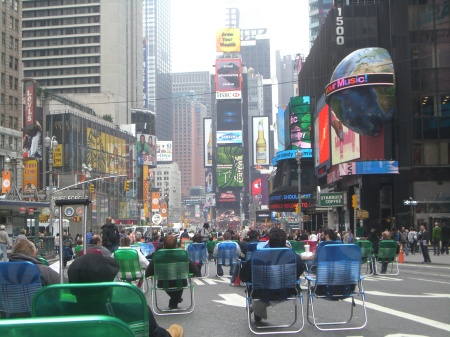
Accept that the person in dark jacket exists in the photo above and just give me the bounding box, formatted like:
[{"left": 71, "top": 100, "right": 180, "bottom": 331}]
[
  {"left": 417, "top": 225, "right": 432, "bottom": 263},
  {"left": 9, "top": 239, "right": 59, "bottom": 286},
  {"left": 101, "top": 217, "right": 120, "bottom": 253}
]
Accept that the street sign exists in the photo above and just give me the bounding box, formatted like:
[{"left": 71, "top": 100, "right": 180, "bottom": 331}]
[
  {"left": 403, "top": 200, "right": 418, "bottom": 205},
  {"left": 152, "top": 213, "right": 162, "bottom": 225}
]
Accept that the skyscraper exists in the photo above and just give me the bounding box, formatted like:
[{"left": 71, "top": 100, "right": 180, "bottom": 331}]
[
  {"left": 143, "top": 0, "right": 172, "bottom": 141},
  {"left": 172, "top": 71, "right": 212, "bottom": 116},
  {"left": 22, "top": 0, "right": 143, "bottom": 124},
  {"left": 309, "top": 0, "right": 333, "bottom": 47}
]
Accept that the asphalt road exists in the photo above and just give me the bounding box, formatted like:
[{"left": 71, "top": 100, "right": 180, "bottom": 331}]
[{"left": 148, "top": 253, "right": 450, "bottom": 337}]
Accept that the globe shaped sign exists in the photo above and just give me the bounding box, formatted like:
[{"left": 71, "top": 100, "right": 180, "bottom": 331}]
[
  {"left": 152, "top": 213, "right": 162, "bottom": 225},
  {"left": 325, "top": 47, "right": 396, "bottom": 136}
]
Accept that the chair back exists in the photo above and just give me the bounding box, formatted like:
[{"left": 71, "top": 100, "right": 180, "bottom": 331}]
[
  {"left": 245, "top": 242, "right": 259, "bottom": 261},
  {"left": 152, "top": 249, "right": 190, "bottom": 289},
  {"left": 77, "top": 248, "right": 103, "bottom": 257},
  {"left": 139, "top": 243, "right": 154, "bottom": 258},
  {"left": 290, "top": 240, "right": 306, "bottom": 254},
  {"left": 377, "top": 240, "right": 397, "bottom": 262},
  {"left": 0, "top": 315, "right": 135, "bottom": 337},
  {"left": 113, "top": 249, "right": 143, "bottom": 281},
  {"left": 355, "top": 240, "right": 373, "bottom": 260},
  {"left": 216, "top": 242, "right": 238, "bottom": 266},
  {"left": 32, "top": 282, "right": 148, "bottom": 337},
  {"left": 302, "top": 240, "right": 317, "bottom": 253},
  {"left": 187, "top": 243, "right": 208, "bottom": 266},
  {"left": 0, "top": 261, "right": 42, "bottom": 317},
  {"left": 315, "top": 244, "right": 362, "bottom": 286}
]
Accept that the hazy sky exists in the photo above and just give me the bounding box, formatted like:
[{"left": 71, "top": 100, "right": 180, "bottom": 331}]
[{"left": 171, "top": 0, "right": 310, "bottom": 74}]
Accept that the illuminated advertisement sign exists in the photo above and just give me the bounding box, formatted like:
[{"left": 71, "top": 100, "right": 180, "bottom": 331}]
[
  {"left": 272, "top": 149, "right": 312, "bottom": 166},
  {"left": 1, "top": 171, "right": 10, "bottom": 193},
  {"left": 156, "top": 141, "right": 172, "bottom": 162},
  {"left": 216, "top": 146, "right": 244, "bottom": 188},
  {"left": 216, "top": 28, "right": 241, "bottom": 52},
  {"left": 330, "top": 109, "right": 360, "bottom": 165},
  {"left": 314, "top": 96, "right": 330, "bottom": 168},
  {"left": 24, "top": 80, "right": 36, "bottom": 130},
  {"left": 23, "top": 159, "right": 38, "bottom": 191},
  {"left": 205, "top": 170, "right": 213, "bottom": 193},
  {"left": 136, "top": 133, "right": 157, "bottom": 167},
  {"left": 289, "top": 96, "right": 311, "bottom": 151},
  {"left": 325, "top": 73, "right": 394, "bottom": 98},
  {"left": 276, "top": 105, "right": 287, "bottom": 151},
  {"left": 143, "top": 38, "right": 148, "bottom": 108},
  {"left": 216, "top": 102, "right": 242, "bottom": 144},
  {"left": 319, "top": 193, "right": 344, "bottom": 207},
  {"left": 339, "top": 160, "right": 399, "bottom": 175},
  {"left": 204, "top": 118, "right": 213, "bottom": 167},
  {"left": 268, "top": 191, "right": 312, "bottom": 212},
  {"left": 255, "top": 210, "right": 271, "bottom": 223},
  {"left": 252, "top": 116, "right": 270, "bottom": 166},
  {"left": 215, "top": 59, "right": 242, "bottom": 99}
]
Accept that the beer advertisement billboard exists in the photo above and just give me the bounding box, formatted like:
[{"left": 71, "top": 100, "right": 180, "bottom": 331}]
[
  {"left": 204, "top": 118, "right": 213, "bottom": 167},
  {"left": 216, "top": 28, "right": 241, "bottom": 53},
  {"left": 156, "top": 141, "right": 172, "bottom": 162},
  {"left": 252, "top": 116, "right": 270, "bottom": 166},
  {"left": 216, "top": 146, "right": 244, "bottom": 188},
  {"left": 216, "top": 102, "right": 242, "bottom": 144},
  {"left": 215, "top": 59, "right": 242, "bottom": 99}
]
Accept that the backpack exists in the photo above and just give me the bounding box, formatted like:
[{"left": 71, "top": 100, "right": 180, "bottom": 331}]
[{"left": 103, "top": 226, "right": 120, "bottom": 246}]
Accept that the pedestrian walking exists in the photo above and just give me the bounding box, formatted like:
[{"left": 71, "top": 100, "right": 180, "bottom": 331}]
[
  {"left": 432, "top": 222, "right": 442, "bottom": 256},
  {"left": 417, "top": 225, "right": 431, "bottom": 263}
]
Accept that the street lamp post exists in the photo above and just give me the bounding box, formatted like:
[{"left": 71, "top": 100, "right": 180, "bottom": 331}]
[
  {"left": 295, "top": 150, "right": 303, "bottom": 231},
  {"left": 44, "top": 133, "right": 58, "bottom": 237}
]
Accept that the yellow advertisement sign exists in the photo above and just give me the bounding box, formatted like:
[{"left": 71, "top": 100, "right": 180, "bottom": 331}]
[
  {"left": 23, "top": 159, "right": 38, "bottom": 190},
  {"left": 53, "top": 144, "right": 63, "bottom": 167},
  {"left": 216, "top": 28, "right": 241, "bottom": 52}
]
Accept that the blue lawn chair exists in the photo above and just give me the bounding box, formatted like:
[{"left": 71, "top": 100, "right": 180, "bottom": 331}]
[
  {"left": 187, "top": 243, "right": 209, "bottom": 278},
  {"left": 306, "top": 244, "right": 367, "bottom": 331},
  {"left": 139, "top": 243, "right": 155, "bottom": 261},
  {"left": 214, "top": 242, "right": 238, "bottom": 277}
]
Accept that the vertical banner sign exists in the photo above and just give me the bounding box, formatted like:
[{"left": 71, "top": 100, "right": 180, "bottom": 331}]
[
  {"left": 143, "top": 38, "right": 148, "bottom": 108},
  {"left": 252, "top": 116, "right": 269, "bottom": 166},
  {"left": 152, "top": 192, "right": 160, "bottom": 211},
  {"left": 143, "top": 165, "right": 149, "bottom": 218},
  {"left": 290, "top": 96, "right": 311, "bottom": 151},
  {"left": 53, "top": 144, "right": 63, "bottom": 167},
  {"left": 24, "top": 80, "right": 36, "bottom": 130},
  {"left": 2, "top": 171, "right": 11, "bottom": 193},
  {"left": 22, "top": 159, "right": 38, "bottom": 191},
  {"left": 204, "top": 118, "right": 213, "bottom": 167},
  {"left": 161, "top": 203, "right": 167, "bottom": 219}
]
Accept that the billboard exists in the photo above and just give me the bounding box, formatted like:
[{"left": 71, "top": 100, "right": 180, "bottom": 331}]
[
  {"left": 339, "top": 160, "right": 399, "bottom": 175},
  {"left": 314, "top": 96, "right": 330, "bottom": 168},
  {"left": 216, "top": 28, "right": 241, "bottom": 53},
  {"left": 136, "top": 134, "right": 157, "bottom": 167},
  {"left": 156, "top": 141, "right": 172, "bottom": 162},
  {"left": 143, "top": 38, "right": 148, "bottom": 108},
  {"left": 215, "top": 58, "right": 242, "bottom": 99},
  {"left": 252, "top": 116, "right": 270, "bottom": 166},
  {"left": 290, "top": 96, "right": 311, "bottom": 151},
  {"left": 330, "top": 108, "right": 360, "bottom": 165},
  {"left": 22, "top": 159, "right": 38, "bottom": 191},
  {"left": 204, "top": 118, "right": 213, "bottom": 167},
  {"left": 205, "top": 170, "right": 214, "bottom": 193},
  {"left": 216, "top": 102, "right": 242, "bottom": 144},
  {"left": 24, "top": 80, "right": 36, "bottom": 131},
  {"left": 216, "top": 146, "right": 244, "bottom": 188},
  {"left": 276, "top": 105, "right": 287, "bottom": 151}
]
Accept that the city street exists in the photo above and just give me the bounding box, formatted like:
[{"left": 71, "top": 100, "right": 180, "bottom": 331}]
[{"left": 149, "top": 253, "right": 450, "bottom": 337}]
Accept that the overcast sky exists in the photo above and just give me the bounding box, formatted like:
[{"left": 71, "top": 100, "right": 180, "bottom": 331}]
[{"left": 171, "top": 0, "right": 310, "bottom": 74}]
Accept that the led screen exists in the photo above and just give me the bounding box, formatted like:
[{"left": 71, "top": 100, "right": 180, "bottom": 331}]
[{"left": 216, "top": 146, "right": 244, "bottom": 188}]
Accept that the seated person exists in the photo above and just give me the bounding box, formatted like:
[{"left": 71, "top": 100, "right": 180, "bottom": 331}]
[
  {"left": 68, "top": 253, "right": 184, "bottom": 337},
  {"left": 113, "top": 236, "right": 149, "bottom": 269},
  {"left": 86, "top": 235, "right": 112, "bottom": 257},
  {"left": 240, "top": 227, "right": 306, "bottom": 322},
  {"left": 8, "top": 239, "right": 60, "bottom": 286},
  {"left": 213, "top": 231, "right": 241, "bottom": 277},
  {"left": 74, "top": 239, "right": 83, "bottom": 258},
  {"left": 206, "top": 237, "right": 216, "bottom": 261},
  {"left": 145, "top": 235, "right": 201, "bottom": 310},
  {"left": 305, "top": 228, "right": 342, "bottom": 271}
]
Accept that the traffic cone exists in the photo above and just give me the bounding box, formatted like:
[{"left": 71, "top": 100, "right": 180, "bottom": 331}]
[
  {"left": 398, "top": 244, "right": 404, "bottom": 263},
  {"left": 234, "top": 272, "right": 241, "bottom": 286}
]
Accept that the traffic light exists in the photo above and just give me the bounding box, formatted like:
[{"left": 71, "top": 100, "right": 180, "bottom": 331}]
[
  {"left": 352, "top": 194, "right": 358, "bottom": 209},
  {"left": 123, "top": 180, "right": 130, "bottom": 192},
  {"left": 89, "top": 183, "right": 95, "bottom": 194},
  {"left": 294, "top": 204, "right": 299, "bottom": 214}
]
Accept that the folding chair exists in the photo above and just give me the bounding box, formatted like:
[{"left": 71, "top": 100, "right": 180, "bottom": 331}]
[
  {"left": 375, "top": 240, "right": 399, "bottom": 275},
  {"left": 139, "top": 243, "right": 155, "bottom": 261},
  {"left": 214, "top": 242, "right": 238, "bottom": 277},
  {"left": 0, "top": 261, "right": 42, "bottom": 318},
  {"left": 306, "top": 244, "right": 367, "bottom": 331},
  {"left": 150, "top": 248, "right": 195, "bottom": 315},
  {"left": 290, "top": 240, "right": 305, "bottom": 254},
  {"left": 245, "top": 242, "right": 259, "bottom": 262},
  {"left": 355, "top": 240, "right": 374, "bottom": 276},
  {"left": 187, "top": 243, "right": 209, "bottom": 278},
  {"left": 0, "top": 315, "right": 135, "bottom": 337},
  {"left": 113, "top": 249, "right": 148, "bottom": 293},
  {"left": 245, "top": 248, "right": 304, "bottom": 335},
  {"left": 32, "top": 282, "right": 148, "bottom": 337}
]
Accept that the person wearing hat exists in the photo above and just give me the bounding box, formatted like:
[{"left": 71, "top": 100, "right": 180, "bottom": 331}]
[
  {"left": 0, "top": 224, "right": 11, "bottom": 262},
  {"left": 8, "top": 239, "right": 59, "bottom": 285},
  {"left": 68, "top": 254, "right": 184, "bottom": 337}
]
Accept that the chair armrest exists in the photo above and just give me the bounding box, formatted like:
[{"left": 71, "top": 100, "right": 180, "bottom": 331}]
[{"left": 305, "top": 275, "right": 315, "bottom": 282}]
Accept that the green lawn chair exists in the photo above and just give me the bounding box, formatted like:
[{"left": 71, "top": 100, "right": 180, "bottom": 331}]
[
  {"left": 290, "top": 240, "right": 306, "bottom": 254},
  {"left": 375, "top": 240, "right": 399, "bottom": 275},
  {"left": 355, "top": 240, "right": 374, "bottom": 276},
  {"left": 206, "top": 240, "right": 218, "bottom": 261},
  {"left": 114, "top": 249, "right": 148, "bottom": 292},
  {"left": 32, "top": 282, "right": 148, "bottom": 337},
  {"left": 0, "top": 315, "right": 135, "bottom": 337},
  {"left": 150, "top": 248, "right": 195, "bottom": 315}
]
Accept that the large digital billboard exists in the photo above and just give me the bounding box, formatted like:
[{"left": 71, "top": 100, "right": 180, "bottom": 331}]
[
  {"left": 290, "top": 96, "right": 311, "bottom": 151},
  {"left": 330, "top": 108, "right": 360, "bottom": 165},
  {"left": 136, "top": 134, "right": 157, "bottom": 167},
  {"left": 276, "top": 105, "right": 287, "bottom": 151},
  {"left": 215, "top": 58, "right": 242, "bottom": 99},
  {"left": 203, "top": 118, "right": 213, "bottom": 167},
  {"left": 216, "top": 28, "right": 241, "bottom": 53},
  {"left": 156, "top": 141, "right": 172, "bottom": 162},
  {"left": 252, "top": 116, "right": 270, "bottom": 166},
  {"left": 216, "top": 102, "right": 242, "bottom": 144},
  {"left": 314, "top": 95, "right": 330, "bottom": 168},
  {"left": 216, "top": 146, "right": 244, "bottom": 188}
]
